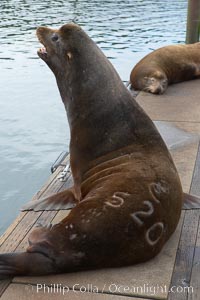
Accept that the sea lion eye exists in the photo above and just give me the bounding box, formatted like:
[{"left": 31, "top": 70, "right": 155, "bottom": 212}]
[
  {"left": 67, "top": 52, "right": 72, "bottom": 59},
  {"left": 51, "top": 34, "right": 59, "bottom": 42}
]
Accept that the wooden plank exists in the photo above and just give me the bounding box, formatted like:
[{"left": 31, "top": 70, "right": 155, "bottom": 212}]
[
  {"left": 0, "top": 211, "right": 42, "bottom": 296},
  {"left": 0, "top": 212, "right": 26, "bottom": 246},
  {"left": 0, "top": 283, "right": 152, "bottom": 300},
  {"left": 186, "top": 0, "right": 200, "bottom": 44},
  {"left": 51, "top": 210, "right": 72, "bottom": 225},
  {"left": 0, "top": 281, "right": 11, "bottom": 298},
  {"left": 0, "top": 155, "right": 71, "bottom": 253},
  {"left": 154, "top": 121, "right": 200, "bottom": 194},
  {"left": 16, "top": 173, "right": 74, "bottom": 251},
  {"left": 183, "top": 193, "right": 200, "bottom": 210},
  {"left": 16, "top": 170, "right": 73, "bottom": 247},
  {"left": 15, "top": 211, "right": 57, "bottom": 252},
  {"left": 0, "top": 155, "right": 71, "bottom": 296},
  {"left": 170, "top": 141, "right": 198, "bottom": 194},
  {"left": 0, "top": 211, "right": 42, "bottom": 253},
  {"left": 0, "top": 165, "right": 70, "bottom": 295},
  {"left": 0, "top": 173, "right": 63, "bottom": 251},
  {"left": 0, "top": 170, "right": 59, "bottom": 247},
  {"left": 168, "top": 210, "right": 200, "bottom": 300},
  {"left": 190, "top": 143, "right": 200, "bottom": 197},
  {"left": 14, "top": 213, "right": 184, "bottom": 300},
  {"left": 0, "top": 154, "right": 70, "bottom": 246},
  {"left": 188, "top": 214, "right": 200, "bottom": 300},
  {"left": 135, "top": 79, "right": 200, "bottom": 123}
]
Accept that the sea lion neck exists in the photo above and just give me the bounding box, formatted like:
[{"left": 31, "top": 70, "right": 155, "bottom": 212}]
[
  {"left": 54, "top": 31, "right": 126, "bottom": 128},
  {"left": 37, "top": 23, "right": 168, "bottom": 162},
  {"left": 36, "top": 23, "right": 126, "bottom": 125}
]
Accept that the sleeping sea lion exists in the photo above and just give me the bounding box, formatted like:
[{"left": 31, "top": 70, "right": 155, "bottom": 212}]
[
  {"left": 0, "top": 23, "right": 183, "bottom": 278},
  {"left": 129, "top": 43, "right": 200, "bottom": 94}
]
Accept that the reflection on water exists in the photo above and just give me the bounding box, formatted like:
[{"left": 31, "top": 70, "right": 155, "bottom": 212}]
[{"left": 0, "top": 0, "right": 187, "bottom": 234}]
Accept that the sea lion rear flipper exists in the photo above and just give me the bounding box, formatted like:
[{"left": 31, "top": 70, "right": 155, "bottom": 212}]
[
  {"left": 183, "top": 192, "right": 200, "bottom": 209},
  {"left": 0, "top": 252, "right": 55, "bottom": 279},
  {"left": 21, "top": 188, "right": 78, "bottom": 212}
]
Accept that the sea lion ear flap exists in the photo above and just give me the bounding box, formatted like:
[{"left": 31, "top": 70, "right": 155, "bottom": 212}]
[{"left": 67, "top": 52, "right": 72, "bottom": 60}]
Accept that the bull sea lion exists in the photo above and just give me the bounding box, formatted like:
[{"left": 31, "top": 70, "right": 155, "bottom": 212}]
[
  {"left": 129, "top": 43, "right": 200, "bottom": 94},
  {"left": 0, "top": 23, "right": 183, "bottom": 279}
]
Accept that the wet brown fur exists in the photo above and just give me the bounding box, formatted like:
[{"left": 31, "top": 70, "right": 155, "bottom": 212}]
[
  {"left": 0, "top": 24, "right": 183, "bottom": 279},
  {"left": 130, "top": 43, "right": 200, "bottom": 94}
]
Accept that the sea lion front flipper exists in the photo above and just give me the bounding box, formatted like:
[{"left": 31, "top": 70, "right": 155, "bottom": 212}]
[
  {"left": 21, "top": 188, "right": 78, "bottom": 211},
  {"left": 0, "top": 252, "right": 55, "bottom": 279},
  {"left": 183, "top": 192, "right": 200, "bottom": 209}
]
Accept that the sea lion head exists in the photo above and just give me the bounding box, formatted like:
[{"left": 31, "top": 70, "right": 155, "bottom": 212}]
[
  {"left": 36, "top": 23, "right": 94, "bottom": 76},
  {"left": 142, "top": 70, "right": 168, "bottom": 94},
  {"left": 36, "top": 22, "right": 109, "bottom": 108},
  {"left": 36, "top": 23, "right": 83, "bottom": 75}
]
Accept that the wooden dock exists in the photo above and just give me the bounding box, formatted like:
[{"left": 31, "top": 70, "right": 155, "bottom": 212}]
[{"left": 1, "top": 80, "right": 200, "bottom": 300}]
